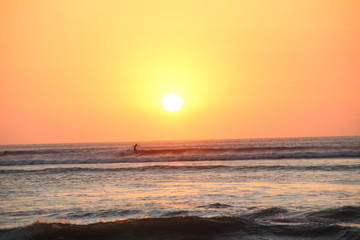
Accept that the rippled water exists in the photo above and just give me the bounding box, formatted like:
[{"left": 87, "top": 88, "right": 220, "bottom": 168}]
[{"left": 1, "top": 137, "right": 360, "bottom": 239}]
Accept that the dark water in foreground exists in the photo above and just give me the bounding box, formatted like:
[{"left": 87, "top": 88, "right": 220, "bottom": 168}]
[{"left": 1, "top": 136, "right": 360, "bottom": 239}]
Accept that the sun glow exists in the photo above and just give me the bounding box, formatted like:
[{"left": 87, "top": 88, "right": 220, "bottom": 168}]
[{"left": 162, "top": 93, "right": 183, "bottom": 112}]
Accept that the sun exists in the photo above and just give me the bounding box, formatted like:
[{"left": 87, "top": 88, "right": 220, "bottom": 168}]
[{"left": 162, "top": 93, "right": 183, "bottom": 112}]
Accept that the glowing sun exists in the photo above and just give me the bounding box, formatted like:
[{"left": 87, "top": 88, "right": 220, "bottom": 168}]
[{"left": 162, "top": 93, "right": 183, "bottom": 112}]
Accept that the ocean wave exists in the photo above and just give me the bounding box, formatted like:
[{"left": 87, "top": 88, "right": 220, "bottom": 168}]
[
  {"left": 1, "top": 139, "right": 360, "bottom": 167},
  {"left": 2, "top": 145, "right": 359, "bottom": 157},
  {"left": 0, "top": 148, "right": 105, "bottom": 156},
  {"left": 122, "top": 146, "right": 360, "bottom": 156},
  {"left": 243, "top": 207, "right": 289, "bottom": 219},
  {"left": 1, "top": 207, "right": 360, "bottom": 240},
  {"left": 66, "top": 209, "right": 142, "bottom": 219},
  {"left": 1, "top": 150, "right": 359, "bottom": 166},
  {"left": 1, "top": 163, "right": 359, "bottom": 174},
  {"left": 198, "top": 203, "right": 233, "bottom": 209},
  {"left": 305, "top": 206, "right": 360, "bottom": 223}
]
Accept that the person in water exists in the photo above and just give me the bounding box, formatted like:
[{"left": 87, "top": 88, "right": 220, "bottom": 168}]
[{"left": 133, "top": 144, "right": 139, "bottom": 153}]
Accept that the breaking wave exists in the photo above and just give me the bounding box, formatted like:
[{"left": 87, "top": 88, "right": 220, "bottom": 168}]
[
  {"left": 1, "top": 206, "right": 359, "bottom": 240},
  {"left": 126, "top": 146, "right": 360, "bottom": 156},
  {"left": 1, "top": 163, "right": 359, "bottom": 174},
  {"left": 1, "top": 137, "right": 360, "bottom": 166},
  {"left": 1, "top": 149, "right": 359, "bottom": 166}
]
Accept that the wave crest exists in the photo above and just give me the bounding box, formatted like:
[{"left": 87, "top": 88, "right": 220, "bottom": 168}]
[{"left": 1, "top": 213, "right": 359, "bottom": 240}]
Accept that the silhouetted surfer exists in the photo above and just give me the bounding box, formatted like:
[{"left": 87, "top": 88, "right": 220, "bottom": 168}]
[{"left": 133, "top": 144, "right": 139, "bottom": 154}]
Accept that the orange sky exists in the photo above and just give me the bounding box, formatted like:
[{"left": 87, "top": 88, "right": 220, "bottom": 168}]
[{"left": 1, "top": 0, "right": 359, "bottom": 145}]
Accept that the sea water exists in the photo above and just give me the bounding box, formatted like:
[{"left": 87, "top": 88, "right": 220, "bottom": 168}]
[{"left": 0, "top": 136, "right": 360, "bottom": 239}]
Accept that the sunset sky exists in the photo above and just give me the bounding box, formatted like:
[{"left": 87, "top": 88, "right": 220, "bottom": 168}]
[{"left": 1, "top": 0, "right": 359, "bottom": 145}]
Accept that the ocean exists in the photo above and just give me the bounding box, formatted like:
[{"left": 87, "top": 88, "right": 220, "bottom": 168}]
[{"left": 1, "top": 136, "right": 360, "bottom": 240}]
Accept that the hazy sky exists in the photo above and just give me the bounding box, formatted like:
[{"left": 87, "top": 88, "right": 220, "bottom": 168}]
[{"left": 1, "top": 0, "right": 359, "bottom": 144}]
